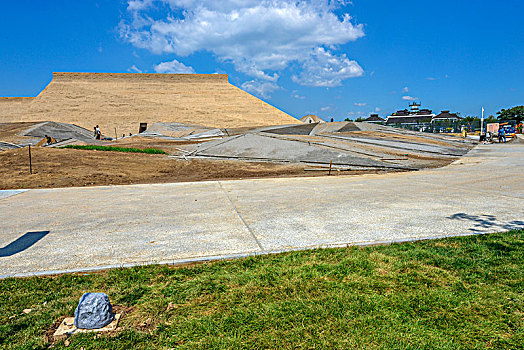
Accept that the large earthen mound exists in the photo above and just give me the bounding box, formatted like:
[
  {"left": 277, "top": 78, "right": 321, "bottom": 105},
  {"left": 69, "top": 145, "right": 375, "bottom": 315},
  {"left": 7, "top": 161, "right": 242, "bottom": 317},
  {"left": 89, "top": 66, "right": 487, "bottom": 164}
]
[{"left": 0, "top": 73, "right": 297, "bottom": 135}]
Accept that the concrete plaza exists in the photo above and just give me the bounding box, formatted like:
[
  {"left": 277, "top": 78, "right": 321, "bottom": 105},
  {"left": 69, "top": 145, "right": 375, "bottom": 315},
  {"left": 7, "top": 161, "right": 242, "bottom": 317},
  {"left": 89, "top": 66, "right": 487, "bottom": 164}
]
[{"left": 1, "top": 142, "right": 523, "bottom": 278}]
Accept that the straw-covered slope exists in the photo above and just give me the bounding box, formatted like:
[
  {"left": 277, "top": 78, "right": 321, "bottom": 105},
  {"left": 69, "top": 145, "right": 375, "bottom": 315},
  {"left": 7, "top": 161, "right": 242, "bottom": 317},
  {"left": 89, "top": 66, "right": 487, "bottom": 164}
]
[
  {"left": 0, "top": 97, "right": 35, "bottom": 122},
  {"left": 0, "top": 73, "right": 297, "bottom": 135}
]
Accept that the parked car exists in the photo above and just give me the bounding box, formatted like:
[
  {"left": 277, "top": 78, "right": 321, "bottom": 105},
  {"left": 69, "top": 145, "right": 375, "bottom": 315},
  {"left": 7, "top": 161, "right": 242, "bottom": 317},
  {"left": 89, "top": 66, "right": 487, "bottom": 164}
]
[{"left": 501, "top": 125, "right": 516, "bottom": 138}]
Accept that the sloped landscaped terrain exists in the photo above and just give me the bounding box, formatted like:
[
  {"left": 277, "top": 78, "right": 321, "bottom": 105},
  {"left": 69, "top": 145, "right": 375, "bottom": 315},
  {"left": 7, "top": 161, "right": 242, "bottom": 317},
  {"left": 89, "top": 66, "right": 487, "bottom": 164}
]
[
  {"left": 0, "top": 73, "right": 298, "bottom": 135},
  {"left": 0, "top": 120, "right": 476, "bottom": 189}
]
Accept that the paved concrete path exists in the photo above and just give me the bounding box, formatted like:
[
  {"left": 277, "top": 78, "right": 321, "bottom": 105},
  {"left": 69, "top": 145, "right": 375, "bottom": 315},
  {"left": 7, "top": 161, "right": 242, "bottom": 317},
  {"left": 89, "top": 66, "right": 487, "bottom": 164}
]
[{"left": 1, "top": 142, "right": 523, "bottom": 278}]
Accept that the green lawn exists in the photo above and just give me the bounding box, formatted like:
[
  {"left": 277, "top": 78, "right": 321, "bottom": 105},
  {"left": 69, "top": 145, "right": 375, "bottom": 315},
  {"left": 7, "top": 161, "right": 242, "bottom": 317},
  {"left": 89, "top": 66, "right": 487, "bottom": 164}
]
[
  {"left": 0, "top": 230, "right": 522, "bottom": 349},
  {"left": 61, "top": 145, "right": 167, "bottom": 154}
]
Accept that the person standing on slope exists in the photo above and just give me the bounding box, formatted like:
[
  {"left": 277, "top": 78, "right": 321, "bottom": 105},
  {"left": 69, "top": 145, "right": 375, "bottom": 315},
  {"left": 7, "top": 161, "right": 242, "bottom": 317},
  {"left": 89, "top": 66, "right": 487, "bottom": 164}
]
[{"left": 95, "top": 125, "right": 101, "bottom": 140}]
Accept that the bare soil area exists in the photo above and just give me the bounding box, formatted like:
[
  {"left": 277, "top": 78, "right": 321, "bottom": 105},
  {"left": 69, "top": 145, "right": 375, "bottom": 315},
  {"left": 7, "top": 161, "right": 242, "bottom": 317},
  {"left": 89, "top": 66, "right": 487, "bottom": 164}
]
[
  {"left": 0, "top": 121, "right": 41, "bottom": 143},
  {"left": 0, "top": 147, "right": 381, "bottom": 190},
  {"left": 339, "top": 130, "right": 468, "bottom": 148}
]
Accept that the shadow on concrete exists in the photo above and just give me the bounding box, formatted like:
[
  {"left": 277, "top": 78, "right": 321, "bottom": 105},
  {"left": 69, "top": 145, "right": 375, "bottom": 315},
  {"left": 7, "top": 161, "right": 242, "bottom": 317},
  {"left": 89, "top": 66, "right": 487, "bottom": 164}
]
[
  {"left": 447, "top": 213, "right": 524, "bottom": 233},
  {"left": 0, "top": 231, "right": 50, "bottom": 257}
]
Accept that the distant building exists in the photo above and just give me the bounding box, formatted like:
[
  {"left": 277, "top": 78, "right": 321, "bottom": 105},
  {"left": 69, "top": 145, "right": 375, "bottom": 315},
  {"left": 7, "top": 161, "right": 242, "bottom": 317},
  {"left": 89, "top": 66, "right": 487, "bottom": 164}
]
[
  {"left": 385, "top": 102, "right": 435, "bottom": 125},
  {"left": 300, "top": 115, "right": 326, "bottom": 123},
  {"left": 432, "top": 110, "right": 462, "bottom": 123},
  {"left": 363, "top": 114, "right": 385, "bottom": 123}
]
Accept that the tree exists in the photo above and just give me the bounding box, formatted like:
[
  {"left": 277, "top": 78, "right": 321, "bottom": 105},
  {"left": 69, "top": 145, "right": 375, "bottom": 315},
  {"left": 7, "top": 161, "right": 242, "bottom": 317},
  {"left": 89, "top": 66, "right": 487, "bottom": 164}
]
[
  {"left": 496, "top": 106, "right": 524, "bottom": 124},
  {"left": 485, "top": 115, "right": 498, "bottom": 123},
  {"left": 344, "top": 117, "right": 353, "bottom": 122},
  {"left": 463, "top": 116, "right": 478, "bottom": 123}
]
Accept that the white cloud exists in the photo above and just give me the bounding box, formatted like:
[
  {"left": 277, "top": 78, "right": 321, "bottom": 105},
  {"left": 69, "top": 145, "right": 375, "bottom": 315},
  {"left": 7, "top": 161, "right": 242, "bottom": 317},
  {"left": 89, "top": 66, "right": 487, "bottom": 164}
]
[
  {"left": 154, "top": 59, "right": 195, "bottom": 73},
  {"left": 402, "top": 96, "right": 418, "bottom": 101},
  {"left": 120, "top": 0, "right": 365, "bottom": 91},
  {"left": 375, "top": 107, "right": 381, "bottom": 112},
  {"left": 128, "top": 65, "right": 143, "bottom": 73},
  {"left": 402, "top": 86, "right": 409, "bottom": 93},
  {"left": 426, "top": 77, "right": 436, "bottom": 81},
  {"left": 354, "top": 102, "right": 367, "bottom": 107},
  {"left": 127, "top": 0, "right": 154, "bottom": 11},
  {"left": 241, "top": 80, "right": 279, "bottom": 98},
  {"left": 291, "top": 47, "right": 363, "bottom": 87},
  {"left": 293, "top": 94, "right": 306, "bottom": 100},
  {"left": 321, "top": 106, "right": 331, "bottom": 111}
]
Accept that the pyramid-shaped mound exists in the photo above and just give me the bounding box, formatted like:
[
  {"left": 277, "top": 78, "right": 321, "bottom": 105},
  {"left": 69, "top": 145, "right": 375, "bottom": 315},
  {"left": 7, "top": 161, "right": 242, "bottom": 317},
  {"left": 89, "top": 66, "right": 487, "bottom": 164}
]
[{"left": 0, "top": 73, "right": 298, "bottom": 135}]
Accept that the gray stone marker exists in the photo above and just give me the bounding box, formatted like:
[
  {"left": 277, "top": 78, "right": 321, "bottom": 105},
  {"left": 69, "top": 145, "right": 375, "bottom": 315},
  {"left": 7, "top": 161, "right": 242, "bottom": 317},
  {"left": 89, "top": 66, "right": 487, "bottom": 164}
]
[{"left": 74, "top": 293, "right": 114, "bottom": 329}]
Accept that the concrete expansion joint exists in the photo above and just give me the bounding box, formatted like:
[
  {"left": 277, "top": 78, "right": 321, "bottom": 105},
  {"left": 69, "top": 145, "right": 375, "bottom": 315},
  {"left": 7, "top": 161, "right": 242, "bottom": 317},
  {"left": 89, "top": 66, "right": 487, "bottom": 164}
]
[{"left": 218, "top": 181, "right": 264, "bottom": 252}]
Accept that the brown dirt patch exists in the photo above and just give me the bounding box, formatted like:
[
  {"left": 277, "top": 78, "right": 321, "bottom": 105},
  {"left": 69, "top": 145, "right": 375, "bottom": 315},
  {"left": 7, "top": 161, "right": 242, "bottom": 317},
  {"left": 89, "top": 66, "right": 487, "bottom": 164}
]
[
  {"left": 0, "top": 147, "right": 379, "bottom": 190},
  {"left": 0, "top": 122, "right": 41, "bottom": 138},
  {"left": 45, "top": 315, "right": 67, "bottom": 343},
  {"left": 45, "top": 305, "right": 133, "bottom": 344},
  {"left": 0, "top": 121, "right": 42, "bottom": 143},
  {"left": 344, "top": 130, "right": 468, "bottom": 148}
]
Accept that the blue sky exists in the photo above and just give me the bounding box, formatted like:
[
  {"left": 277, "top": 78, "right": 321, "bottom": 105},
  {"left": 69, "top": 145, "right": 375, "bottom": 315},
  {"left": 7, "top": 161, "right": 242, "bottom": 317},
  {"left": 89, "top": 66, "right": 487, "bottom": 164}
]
[{"left": 1, "top": 0, "right": 522, "bottom": 121}]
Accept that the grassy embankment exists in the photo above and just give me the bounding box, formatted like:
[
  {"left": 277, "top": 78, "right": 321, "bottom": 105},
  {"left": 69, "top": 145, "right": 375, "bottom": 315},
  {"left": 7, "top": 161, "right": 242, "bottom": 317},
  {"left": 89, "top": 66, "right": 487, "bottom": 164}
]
[
  {"left": 0, "top": 230, "right": 522, "bottom": 349},
  {"left": 61, "top": 145, "right": 167, "bottom": 154}
]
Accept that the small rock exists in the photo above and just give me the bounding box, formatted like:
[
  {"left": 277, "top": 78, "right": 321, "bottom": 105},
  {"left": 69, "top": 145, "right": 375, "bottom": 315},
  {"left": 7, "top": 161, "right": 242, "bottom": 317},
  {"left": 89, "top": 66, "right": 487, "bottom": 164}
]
[
  {"left": 64, "top": 339, "right": 70, "bottom": 347},
  {"left": 22, "top": 308, "right": 32, "bottom": 314},
  {"left": 74, "top": 293, "right": 114, "bottom": 329}
]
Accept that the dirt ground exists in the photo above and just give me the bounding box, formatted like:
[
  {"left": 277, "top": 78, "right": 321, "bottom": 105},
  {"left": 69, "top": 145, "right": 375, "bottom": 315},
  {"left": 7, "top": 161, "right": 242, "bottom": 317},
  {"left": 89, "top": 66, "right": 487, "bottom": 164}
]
[
  {"left": 0, "top": 121, "right": 42, "bottom": 143},
  {"left": 0, "top": 147, "right": 384, "bottom": 190},
  {"left": 338, "top": 130, "right": 468, "bottom": 148}
]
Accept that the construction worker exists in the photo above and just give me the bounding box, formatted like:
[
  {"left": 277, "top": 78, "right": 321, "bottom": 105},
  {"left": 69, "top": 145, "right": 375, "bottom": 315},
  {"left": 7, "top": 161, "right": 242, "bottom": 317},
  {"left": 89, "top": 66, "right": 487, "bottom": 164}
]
[{"left": 95, "top": 125, "right": 101, "bottom": 140}]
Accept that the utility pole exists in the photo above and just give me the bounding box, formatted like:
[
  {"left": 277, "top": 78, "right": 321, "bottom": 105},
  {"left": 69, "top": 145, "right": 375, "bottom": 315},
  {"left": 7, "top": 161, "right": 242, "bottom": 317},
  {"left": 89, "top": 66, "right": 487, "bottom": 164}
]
[
  {"left": 481, "top": 107, "right": 484, "bottom": 135},
  {"left": 28, "top": 145, "right": 32, "bottom": 174}
]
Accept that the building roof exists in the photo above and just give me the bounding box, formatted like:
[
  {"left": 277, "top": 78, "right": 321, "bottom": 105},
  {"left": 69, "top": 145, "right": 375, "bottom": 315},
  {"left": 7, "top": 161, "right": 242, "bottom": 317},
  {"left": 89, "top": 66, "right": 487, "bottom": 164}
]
[
  {"left": 387, "top": 102, "right": 436, "bottom": 125},
  {"left": 434, "top": 110, "right": 461, "bottom": 120},
  {"left": 300, "top": 114, "right": 325, "bottom": 123},
  {"left": 391, "top": 109, "right": 410, "bottom": 116},
  {"left": 390, "top": 101, "right": 434, "bottom": 117},
  {"left": 363, "top": 114, "right": 385, "bottom": 122},
  {"left": 386, "top": 115, "right": 433, "bottom": 124}
]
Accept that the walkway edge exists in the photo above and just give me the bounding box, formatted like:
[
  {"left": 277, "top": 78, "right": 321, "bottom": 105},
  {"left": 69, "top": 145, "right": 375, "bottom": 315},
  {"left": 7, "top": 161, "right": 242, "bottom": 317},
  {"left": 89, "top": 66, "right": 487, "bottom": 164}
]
[{"left": 0, "top": 230, "right": 493, "bottom": 279}]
